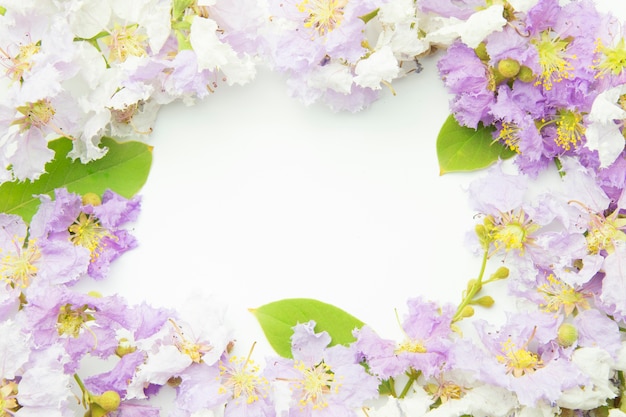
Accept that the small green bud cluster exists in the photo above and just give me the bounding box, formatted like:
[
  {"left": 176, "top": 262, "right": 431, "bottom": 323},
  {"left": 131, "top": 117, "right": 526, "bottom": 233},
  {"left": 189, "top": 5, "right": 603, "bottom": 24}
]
[{"left": 496, "top": 58, "right": 534, "bottom": 83}]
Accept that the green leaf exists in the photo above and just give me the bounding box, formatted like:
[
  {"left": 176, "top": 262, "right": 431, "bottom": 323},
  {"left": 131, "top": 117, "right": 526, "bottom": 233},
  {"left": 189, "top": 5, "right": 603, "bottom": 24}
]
[
  {"left": 359, "top": 8, "right": 379, "bottom": 24},
  {"left": 436, "top": 114, "right": 516, "bottom": 175},
  {"left": 250, "top": 298, "right": 365, "bottom": 358},
  {"left": 0, "top": 137, "right": 152, "bottom": 223}
]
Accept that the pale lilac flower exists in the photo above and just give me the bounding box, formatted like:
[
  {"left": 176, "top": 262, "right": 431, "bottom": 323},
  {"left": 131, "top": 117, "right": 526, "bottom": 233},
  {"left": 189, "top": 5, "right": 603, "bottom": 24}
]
[
  {"left": 30, "top": 188, "right": 140, "bottom": 280},
  {"left": 468, "top": 311, "right": 586, "bottom": 406},
  {"left": 265, "top": 321, "right": 379, "bottom": 417}
]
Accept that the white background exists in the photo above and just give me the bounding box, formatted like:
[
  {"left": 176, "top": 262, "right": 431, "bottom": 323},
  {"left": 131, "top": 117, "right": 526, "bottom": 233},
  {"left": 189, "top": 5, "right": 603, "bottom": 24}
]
[{"left": 94, "top": 0, "right": 626, "bottom": 358}]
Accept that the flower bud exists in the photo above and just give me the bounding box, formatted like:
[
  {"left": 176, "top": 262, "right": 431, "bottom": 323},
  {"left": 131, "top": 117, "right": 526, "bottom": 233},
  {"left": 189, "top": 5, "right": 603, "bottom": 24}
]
[
  {"left": 497, "top": 58, "right": 521, "bottom": 78},
  {"left": 115, "top": 338, "right": 136, "bottom": 357},
  {"left": 82, "top": 192, "right": 102, "bottom": 206},
  {"left": 466, "top": 279, "right": 482, "bottom": 295},
  {"left": 475, "top": 224, "right": 491, "bottom": 249},
  {"left": 472, "top": 295, "right": 494, "bottom": 308},
  {"left": 517, "top": 65, "right": 534, "bottom": 83},
  {"left": 475, "top": 42, "right": 489, "bottom": 61},
  {"left": 490, "top": 266, "right": 509, "bottom": 280},
  {"left": 459, "top": 305, "right": 474, "bottom": 319},
  {"left": 557, "top": 323, "right": 578, "bottom": 348},
  {"left": 93, "top": 390, "right": 121, "bottom": 411}
]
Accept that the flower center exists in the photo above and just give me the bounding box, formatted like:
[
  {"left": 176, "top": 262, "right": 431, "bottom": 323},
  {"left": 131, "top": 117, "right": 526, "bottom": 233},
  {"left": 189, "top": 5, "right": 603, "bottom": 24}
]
[
  {"left": 169, "top": 319, "right": 212, "bottom": 363},
  {"left": 294, "top": 360, "right": 336, "bottom": 409},
  {"left": 103, "top": 24, "right": 148, "bottom": 63},
  {"left": 297, "top": 0, "right": 347, "bottom": 37},
  {"left": 584, "top": 209, "right": 626, "bottom": 254},
  {"left": 1, "top": 238, "right": 41, "bottom": 289},
  {"left": 219, "top": 355, "right": 268, "bottom": 404},
  {"left": 486, "top": 210, "right": 539, "bottom": 254},
  {"left": 496, "top": 339, "right": 543, "bottom": 377},
  {"left": 396, "top": 339, "right": 427, "bottom": 354},
  {"left": 68, "top": 212, "right": 111, "bottom": 262},
  {"left": 537, "top": 274, "right": 590, "bottom": 316},
  {"left": 57, "top": 303, "right": 96, "bottom": 338},
  {"left": 1, "top": 42, "right": 40, "bottom": 82},
  {"left": 11, "top": 99, "right": 55, "bottom": 131},
  {"left": 594, "top": 37, "right": 626, "bottom": 78},
  {"left": 553, "top": 109, "right": 585, "bottom": 151},
  {"left": 532, "top": 30, "right": 575, "bottom": 90},
  {"left": 0, "top": 380, "right": 19, "bottom": 415}
]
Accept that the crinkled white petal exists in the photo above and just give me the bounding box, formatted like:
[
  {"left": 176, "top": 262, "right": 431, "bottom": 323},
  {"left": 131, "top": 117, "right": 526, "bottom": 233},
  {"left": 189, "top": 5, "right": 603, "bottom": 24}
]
[
  {"left": 190, "top": 17, "right": 233, "bottom": 71},
  {"left": 559, "top": 347, "right": 618, "bottom": 410},
  {"left": 68, "top": 0, "right": 112, "bottom": 39},
  {"left": 354, "top": 46, "right": 400, "bottom": 90},
  {"left": 0, "top": 320, "right": 30, "bottom": 379},
  {"left": 308, "top": 63, "right": 354, "bottom": 94},
  {"left": 126, "top": 344, "right": 193, "bottom": 399},
  {"left": 378, "top": 0, "right": 417, "bottom": 24},
  {"left": 425, "top": 385, "right": 517, "bottom": 417},
  {"left": 586, "top": 86, "right": 626, "bottom": 167},
  {"left": 425, "top": 6, "right": 506, "bottom": 49}
]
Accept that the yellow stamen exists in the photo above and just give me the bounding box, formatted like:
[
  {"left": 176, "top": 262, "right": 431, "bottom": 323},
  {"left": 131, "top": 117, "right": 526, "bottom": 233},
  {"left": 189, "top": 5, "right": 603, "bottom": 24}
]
[
  {"left": 294, "top": 360, "right": 337, "bottom": 409},
  {"left": 169, "top": 319, "right": 212, "bottom": 363},
  {"left": 296, "top": 0, "right": 347, "bottom": 37},
  {"left": 594, "top": 37, "right": 626, "bottom": 78},
  {"left": 102, "top": 24, "right": 148, "bottom": 63},
  {"left": 537, "top": 274, "right": 590, "bottom": 316},
  {"left": 532, "top": 30, "right": 575, "bottom": 90},
  {"left": 1, "top": 237, "right": 41, "bottom": 289},
  {"left": 218, "top": 343, "right": 269, "bottom": 404},
  {"left": 496, "top": 334, "right": 543, "bottom": 377}
]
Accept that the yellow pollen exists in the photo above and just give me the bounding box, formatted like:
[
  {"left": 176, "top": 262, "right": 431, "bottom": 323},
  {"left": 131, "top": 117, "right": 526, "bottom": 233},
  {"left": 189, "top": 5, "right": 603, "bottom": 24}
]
[
  {"left": 594, "top": 37, "right": 626, "bottom": 78},
  {"left": 103, "top": 24, "right": 148, "bottom": 63},
  {"left": 396, "top": 339, "right": 427, "bottom": 354},
  {"left": 169, "top": 319, "right": 212, "bottom": 363},
  {"left": 486, "top": 210, "right": 539, "bottom": 254},
  {"left": 297, "top": 0, "right": 347, "bottom": 37},
  {"left": 218, "top": 354, "right": 268, "bottom": 404},
  {"left": 497, "top": 122, "right": 522, "bottom": 154},
  {"left": 532, "top": 30, "right": 575, "bottom": 90},
  {"left": 1, "top": 237, "right": 41, "bottom": 289},
  {"left": 1, "top": 42, "right": 40, "bottom": 82},
  {"left": 537, "top": 274, "right": 590, "bottom": 316},
  {"left": 496, "top": 338, "right": 543, "bottom": 377},
  {"left": 294, "top": 361, "right": 337, "bottom": 409},
  {"left": 582, "top": 209, "right": 626, "bottom": 254},
  {"left": 0, "top": 380, "right": 19, "bottom": 415},
  {"left": 553, "top": 109, "right": 585, "bottom": 151},
  {"left": 68, "top": 212, "right": 112, "bottom": 262},
  {"left": 57, "top": 304, "right": 96, "bottom": 338},
  {"left": 11, "top": 99, "right": 55, "bottom": 131},
  {"left": 426, "top": 380, "right": 464, "bottom": 403}
]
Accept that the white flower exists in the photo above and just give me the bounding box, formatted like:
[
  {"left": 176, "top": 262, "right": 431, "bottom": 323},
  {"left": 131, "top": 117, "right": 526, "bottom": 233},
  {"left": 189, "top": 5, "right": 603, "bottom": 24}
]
[
  {"left": 424, "top": 5, "right": 507, "bottom": 49},
  {"left": 585, "top": 85, "right": 626, "bottom": 168},
  {"left": 308, "top": 63, "right": 354, "bottom": 94},
  {"left": 189, "top": 17, "right": 256, "bottom": 86},
  {"left": 558, "top": 347, "right": 619, "bottom": 410},
  {"left": 354, "top": 47, "right": 400, "bottom": 90}
]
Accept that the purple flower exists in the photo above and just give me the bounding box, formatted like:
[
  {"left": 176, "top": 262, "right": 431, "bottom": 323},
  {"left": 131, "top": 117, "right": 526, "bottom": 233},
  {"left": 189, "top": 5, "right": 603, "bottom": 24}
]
[
  {"left": 265, "top": 321, "right": 378, "bottom": 417},
  {"left": 30, "top": 188, "right": 140, "bottom": 280},
  {"left": 467, "top": 311, "right": 586, "bottom": 406}
]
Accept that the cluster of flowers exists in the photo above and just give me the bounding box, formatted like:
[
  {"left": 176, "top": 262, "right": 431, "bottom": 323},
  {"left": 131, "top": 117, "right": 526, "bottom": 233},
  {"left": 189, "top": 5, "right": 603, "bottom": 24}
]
[
  {"left": 0, "top": 0, "right": 517, "bottom": 184},
  {"left": 437, "top": 0, "right": 626, "bottom": 201},
  {"left": 1, "top": 165, "right": 625, "bottom": 417},
  {"left": 1, "top": 0, "right": 626, "bottom": 417}
]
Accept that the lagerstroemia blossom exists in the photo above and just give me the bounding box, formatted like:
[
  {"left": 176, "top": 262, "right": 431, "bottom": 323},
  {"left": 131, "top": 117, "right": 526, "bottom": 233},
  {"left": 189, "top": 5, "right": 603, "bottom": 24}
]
[{"left": 0, "top": 0, "right": 625, "bottom": 417}]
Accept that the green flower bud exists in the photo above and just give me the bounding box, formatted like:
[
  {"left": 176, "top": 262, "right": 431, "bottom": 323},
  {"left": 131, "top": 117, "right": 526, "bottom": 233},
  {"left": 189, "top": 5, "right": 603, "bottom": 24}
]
[
  {"left": 490, "top": 266, "right": 510, "bottom": 280},
  {"left": 517, "top": 65, "right": 534, "bottom": 83},
  {"left": 93, "top": 390, "right": 121, "bottom": 412},
  {"left": 475, "top": 42, "right": 489, "bottom": 61},
  {"left": 472, "top": 295, "right": 494, "bottom": 308},
  {"left": 82, "top": 192, "right": 102, "bottom": 206},
  {"left": 459, "top": 305, "right": 474, "bottom": 319},
  {"left": 475, "top": 224, "right": 491, "bottom": 249},
  {"left": 115, "top": 338, "right": 136, "bottom": 357},
  {"left": 557, "top": 323, "right": 578, "bottom": 348},
  {"left": 497, "top": 58, "right": 521, "bottom": 78},
  {"left": 466, "top": 279, "right": 482, "bottom": 295}
]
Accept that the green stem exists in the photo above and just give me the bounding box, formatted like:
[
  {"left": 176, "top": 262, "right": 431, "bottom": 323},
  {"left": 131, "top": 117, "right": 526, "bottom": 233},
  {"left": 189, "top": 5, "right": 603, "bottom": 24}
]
[
  {"left": 453, "top": 249, "right": 489, "bottom": 322},
  {"left": 398, "top": 369, "right": 420, "bottom": 399},
  {"left": 73, "top": 374, "right": 92, "bottom": 408}
]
